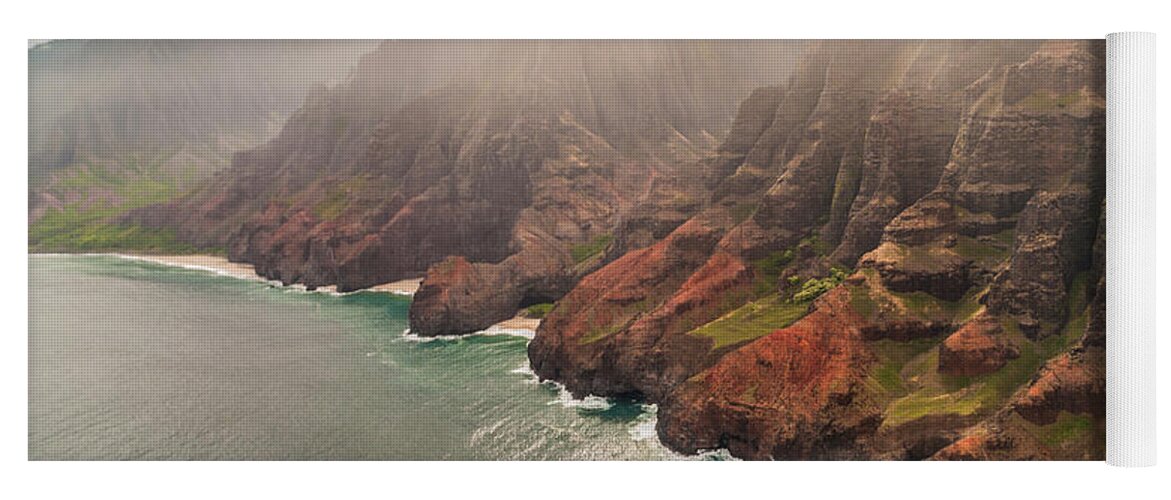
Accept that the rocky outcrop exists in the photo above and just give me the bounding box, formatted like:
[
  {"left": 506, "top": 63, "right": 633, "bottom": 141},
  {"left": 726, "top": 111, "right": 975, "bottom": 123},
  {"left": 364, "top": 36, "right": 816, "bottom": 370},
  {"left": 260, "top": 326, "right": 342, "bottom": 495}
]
[
  {"left": 528, "top": 216, "right": 738, "bottom": 398},
  {"left": 828, "top": 91, "right": 955, "bottom": 265},
  {"left": 409, "top": 230, "right": 573, "bottom": 336},
  {"left": 408, "top": 257, "right": 522, "bottom": 336},
  {"left": 1013, "top": 346, "right": 1106, "bottom": 424},
  {"left": 938, "top": 314, "right": 1020, "bottom": 376},
  {"left": 985, "top": 190, "right": 1101, "bottom": 336}
]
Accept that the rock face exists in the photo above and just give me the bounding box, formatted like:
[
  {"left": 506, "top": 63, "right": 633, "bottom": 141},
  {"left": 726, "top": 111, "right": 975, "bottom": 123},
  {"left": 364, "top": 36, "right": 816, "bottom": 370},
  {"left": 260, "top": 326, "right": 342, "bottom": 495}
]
[
  {"left": 408, "top": 236, "right": 569, "bottom": 336},
  {"left": 131, "top": 40, "right": 802, "bottom": 335},
  {"left": 408, "top": 256, "right": 521, "bottom": 336},
  {"left": 531, "top": 40, "right": 1106, "bottom": 460},
  {"left": 937, "top": 314, "right": 1019, "bottom": 377},
  {"left": 930, "top": 202, "right": 1107, "bottom": 461},
  {"left": 528, "top": 215, "right": 747, "bottom": 400},
  {"left": 657, "top": 287, "right": 883, "bottom": 459}
]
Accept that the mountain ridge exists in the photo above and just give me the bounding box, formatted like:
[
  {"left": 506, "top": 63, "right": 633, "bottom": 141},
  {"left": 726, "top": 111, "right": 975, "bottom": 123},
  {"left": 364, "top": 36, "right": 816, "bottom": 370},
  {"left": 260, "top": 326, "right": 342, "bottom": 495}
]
[
  {"left": 529, "top": 39, "right": 1106, "bottom": 460},
  {"left": 127, "top": 40, "right": 804, "bottom": 336}
]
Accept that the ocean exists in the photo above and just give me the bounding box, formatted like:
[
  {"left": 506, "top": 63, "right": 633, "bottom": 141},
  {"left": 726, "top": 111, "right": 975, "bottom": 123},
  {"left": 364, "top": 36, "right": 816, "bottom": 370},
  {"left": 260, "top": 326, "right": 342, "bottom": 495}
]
[{"left": 28, "top": 254, "right": 719, "bottom": 460}]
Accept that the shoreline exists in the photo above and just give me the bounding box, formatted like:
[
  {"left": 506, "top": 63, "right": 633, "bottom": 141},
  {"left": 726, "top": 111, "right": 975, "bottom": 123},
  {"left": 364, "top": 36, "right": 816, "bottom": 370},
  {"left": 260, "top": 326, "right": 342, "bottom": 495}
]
[
  {"left": 114, "top": 253, "right": 425, "bottom": 295},
  {"left": 493, "top": 315, "right": 542, "bottom": 331},
  {"left": 38, "top": 252, "right": 541, "bottom": 333}
]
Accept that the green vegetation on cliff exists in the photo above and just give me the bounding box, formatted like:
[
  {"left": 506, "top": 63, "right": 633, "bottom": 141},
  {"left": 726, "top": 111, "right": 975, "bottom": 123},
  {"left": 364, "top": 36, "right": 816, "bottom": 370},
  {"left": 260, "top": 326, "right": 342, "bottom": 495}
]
[
  {"left": 29, "top": 158, "right": 214, "bottom": 254},
  {"left": 730, "top": 202, "right": 758, "bottom": 224},
  {"left": 749, "top": 249, "right": 794, "bottom": 296},
  {"left": 1018, "top": 410, "right": 1099, "bottom": 450},
  {"left": 313, "top": 188, "right": 350, "bottom": 221},
  {"left": 849, "top": 284, "right": 879, "bottom": 319},
  {"left": 30, "top": 219, "right": 200, "bottom": 254},
  {"left": 684, "top": 255, "right": 849, "bottom": 351},
  {"left": 950, "top": 232, "right": 1014, "bottom": 265},
  {"left": 579, "top": 321, "right": 626, "bottom": 345},
  {"left": 571, "top": 234, "right": 614, "bottom": 264},
  {"left": 878, "top": 274, "right": 1094, "bottom": 428},
  {"left": 890, "top": 284, "right": 985, "bottom": 324},
  {"left": 865, "top": 337, "right": 941, "bottom": 397},
  {"left": 523, "top": 302, "right": 555, "bottom": 319},
  {"left": 792, "top": 267, "right": 848, "bottom": 303},
  {"left": 689, "top": 295, "right": 809, "bottom": 349}
]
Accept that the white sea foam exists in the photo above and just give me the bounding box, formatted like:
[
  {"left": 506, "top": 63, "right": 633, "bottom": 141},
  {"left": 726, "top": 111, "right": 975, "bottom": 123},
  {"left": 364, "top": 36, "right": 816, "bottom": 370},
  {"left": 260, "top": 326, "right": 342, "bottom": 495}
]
[
  {"left": 549, "top": 390, "right": 613, "bottom": 411},
  {"left": 509, "top": 357, "right": 620, "bottom": 415},
  {"left": 470, "top": 417, "right": 510, "bottom": 447},
  {"left": 542, "top": 379, "right": 613, "bottom": 411},
  {"left": 693, "top": 448, "right": 740, "bottom": 461},
  {"left": 628, "top": 404, "right": 660, "bottom": 441},
  {"left": 509, "top": 364, "right": 540, "bottom": 384},
  {"left": 279, "top": 282, "right": 361, "bottom": 298},
  {"left": 509, "top": 364, "right": 535, "bottom": 376},
  {"left": 481, "top": 326, "right": 536, "bottom": 340},
  {"left": 399, "top": 326, "right": 536, "bottom": 343}
]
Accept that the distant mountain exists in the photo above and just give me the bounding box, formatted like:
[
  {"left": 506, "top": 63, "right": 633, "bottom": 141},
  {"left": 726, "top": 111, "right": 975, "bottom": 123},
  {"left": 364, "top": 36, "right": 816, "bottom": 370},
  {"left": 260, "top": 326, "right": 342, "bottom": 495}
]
[{"left": 28, "top": 39, "right": 376, "bottom": 249}]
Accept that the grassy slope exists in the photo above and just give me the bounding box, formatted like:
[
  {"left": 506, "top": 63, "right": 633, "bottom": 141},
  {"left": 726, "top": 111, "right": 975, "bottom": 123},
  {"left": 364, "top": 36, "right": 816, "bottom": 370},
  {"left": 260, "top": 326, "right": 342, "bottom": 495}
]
[
  {"left": 689, "top": 295, "right": 809, "bottom": 349},
  {"left": 570, "top": 234, "right": 615, "bottom": 264},
  {"left": 29, "top": 157, "right": 216, "bottom": 254},
  {"left": 687, "top": 250, "right": 841, "bottom": 350}
]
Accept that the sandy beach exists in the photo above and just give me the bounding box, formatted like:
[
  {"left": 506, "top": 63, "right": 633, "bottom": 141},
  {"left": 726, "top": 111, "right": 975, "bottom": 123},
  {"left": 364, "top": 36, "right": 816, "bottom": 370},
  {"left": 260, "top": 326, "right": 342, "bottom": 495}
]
[
  {"left": 492, "top": 316, "right": 542, "bottom": 331},
  {"left": 366, "top": 279, "right": 423, "bottom": 295},
  {"left": 111, "top": 253, "right": 539, "bottom": 332}
]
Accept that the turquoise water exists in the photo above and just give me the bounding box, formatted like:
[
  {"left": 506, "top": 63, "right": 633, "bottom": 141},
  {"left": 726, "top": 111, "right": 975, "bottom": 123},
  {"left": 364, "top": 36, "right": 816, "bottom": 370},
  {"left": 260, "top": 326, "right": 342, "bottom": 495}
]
[{"left": 29, "top": 254, "right": 709, "bottom": 460}]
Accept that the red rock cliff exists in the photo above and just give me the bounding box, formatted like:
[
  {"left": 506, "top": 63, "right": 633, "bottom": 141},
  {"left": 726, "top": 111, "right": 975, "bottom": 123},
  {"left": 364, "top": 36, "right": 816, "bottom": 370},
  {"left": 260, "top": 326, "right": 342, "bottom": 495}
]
[{"left": 531, "top": 40, "right": 1105, "bottom": 460}]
